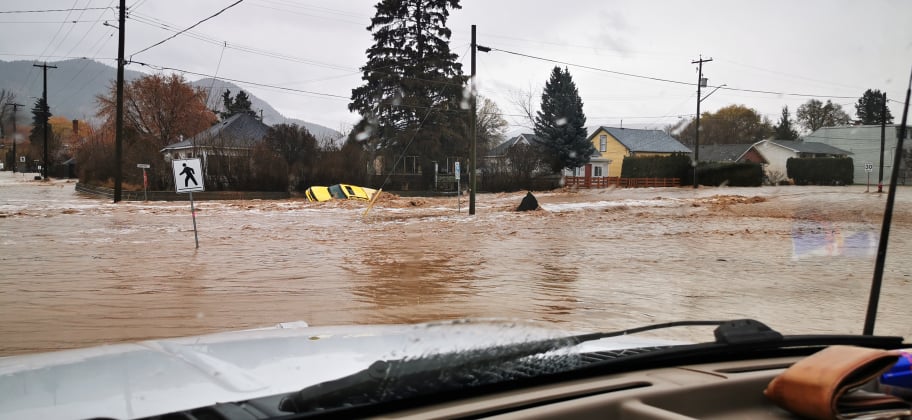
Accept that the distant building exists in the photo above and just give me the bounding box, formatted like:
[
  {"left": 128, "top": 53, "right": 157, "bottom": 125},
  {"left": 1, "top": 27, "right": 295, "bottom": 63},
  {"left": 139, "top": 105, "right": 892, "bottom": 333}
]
[
  {"left": 803, "top": 125, "right": 912, "bottom": 185},
  {"left": 161, "top": 113, "right": 270, "bottom": 163},
  {"left": 160, "top": 113, "right": 270, "bottom": 188},
  {"left": 698, "top": 144, "right": 764, "bottom": 164},
  {"left": 751, "top": 139, "right": 851, "bottom": 183},
  {"left": 572, "top": 126, "right": 691, "bottom": 178},
  {"left": 485, "top": 133, "right": 541, "bottom": 172}
]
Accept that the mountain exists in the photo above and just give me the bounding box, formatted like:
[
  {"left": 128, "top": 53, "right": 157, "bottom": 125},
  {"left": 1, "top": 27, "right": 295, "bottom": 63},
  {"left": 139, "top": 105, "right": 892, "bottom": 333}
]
[
  {"left": 0, "top": 59, "right": 145, "bottom": 122},
  {"left": 0, "top": 59, "right": 340, "bottom": 141}
]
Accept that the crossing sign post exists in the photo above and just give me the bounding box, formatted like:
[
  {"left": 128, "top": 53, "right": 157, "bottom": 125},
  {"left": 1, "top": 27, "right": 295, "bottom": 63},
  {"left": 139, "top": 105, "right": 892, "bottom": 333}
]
[
  {"left": 171, "top": 158, "right": 204, "bottom": 248},
  {"left": 865, "top": 162, "right": 874, "bottom": 192}
]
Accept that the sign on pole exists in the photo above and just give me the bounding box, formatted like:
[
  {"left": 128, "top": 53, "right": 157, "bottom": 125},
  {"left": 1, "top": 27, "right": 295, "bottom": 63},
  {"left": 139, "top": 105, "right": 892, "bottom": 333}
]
[
  {"left": 865, "top": 162, "right": 874, "bottom": 192},
  {"left": 171, "top": 158, "right": 203, "bottom": 248},
  {"left": 137, "top": 163, "right": 150, "bottom": 201},
  {"left": 171, "top": 158, "right": 204, "bottom": 193},
  {"left": 455, "top": 161, "right": 461, "bottom": 212}
]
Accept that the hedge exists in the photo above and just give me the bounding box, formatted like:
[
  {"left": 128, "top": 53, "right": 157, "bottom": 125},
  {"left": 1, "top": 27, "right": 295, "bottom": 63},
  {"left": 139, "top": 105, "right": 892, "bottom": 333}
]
[{"left": 786, "top": 157, "right": 854, "bottom": 185}]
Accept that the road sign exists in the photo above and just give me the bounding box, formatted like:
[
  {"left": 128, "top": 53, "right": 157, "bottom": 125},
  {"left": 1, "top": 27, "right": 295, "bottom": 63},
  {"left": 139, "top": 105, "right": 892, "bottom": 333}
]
[
  {"left": 171, "top": 158, "right": 204, "bottom": 193},
  {"left": 455, "top": 161, "right": 461, "bottom": 178},
  {"left": 864, "top": 162, "right": 874, "bottom": 173},
  {"left": 137, "top": 163, "right": 150, "bottom": 169}
]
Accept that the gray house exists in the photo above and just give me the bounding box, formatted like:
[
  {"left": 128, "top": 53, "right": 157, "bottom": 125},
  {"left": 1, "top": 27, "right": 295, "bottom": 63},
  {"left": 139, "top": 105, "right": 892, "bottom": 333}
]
[
  {"left": 804, "top": 125, "right": 911, "bottom": 185},
  {"left": 485, "top": 133, "right": 540, "bottom": 172},
  {"left": 161, "top": 113, "right": 269, "bottom": 161},
  {"left": 161, "top": 113, "right": 271, "bottom": 187}
]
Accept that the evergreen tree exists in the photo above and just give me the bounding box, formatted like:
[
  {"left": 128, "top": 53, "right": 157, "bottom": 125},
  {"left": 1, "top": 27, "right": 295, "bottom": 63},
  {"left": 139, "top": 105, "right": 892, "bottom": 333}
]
[
  {"left": 533, "top": 66, "right": 592, "bottom": 173},
  {"left": 220, "top": 89, "right": 256, "bottom": 120},
  {"left": 29, "top": 97, "right": 50, "bottom": 146},
  {"left": 855, "top": 89, "right": 893, "bottom": 125},
  {"left": 773, "top": 106, "right": 799, "bottom": 140},
  {"left": 349, "top": 0, "right": 466, "bottom": 171}
]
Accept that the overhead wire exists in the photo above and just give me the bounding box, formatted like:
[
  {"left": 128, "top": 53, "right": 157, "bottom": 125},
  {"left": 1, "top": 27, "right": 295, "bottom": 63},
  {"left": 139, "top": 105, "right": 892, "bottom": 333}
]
[
  {"left": 47, "top": 0, "right": 94, "bottom": 61},
  {"left": 61, "top": 0, "right": 115, "bottom": 58},
  {"left": 486, "top": 46, "right": 863, "bottom": 100},
  {"left": 130, "top": 0, "right": 244, "bottom": 59},
  {"left": 18, "top": 0, "right": 82, "bottom": 95},
  {"left": 129, "top": 60, "right": 350, "bottom": 100},
  {"left": 0, "top": 6, "right": 112, "bottom": 14},
  {"left": 205, "top": 42, "right": 229, "bottom": 110}
]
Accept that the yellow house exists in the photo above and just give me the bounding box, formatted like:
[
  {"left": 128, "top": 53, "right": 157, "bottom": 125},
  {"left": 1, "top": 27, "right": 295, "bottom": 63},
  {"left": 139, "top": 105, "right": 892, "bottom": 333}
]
[{"left": 573, "top": 126, "right": 692, "bottom": 178}]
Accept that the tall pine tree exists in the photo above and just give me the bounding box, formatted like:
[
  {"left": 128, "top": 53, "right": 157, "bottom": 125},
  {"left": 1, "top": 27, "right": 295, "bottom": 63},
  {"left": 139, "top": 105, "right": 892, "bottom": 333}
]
[
  {"left": 29, "top": 97, "right": 51, "bottom": 146},
  {"left": 349, "top": 0, "right": 466, "bottom": 172},
  {"left": 29, "top": 97, "right": 58, "bottom": 169},
  {"left": 855, "top": 89, "right": 893, "bottom": 125},
  {"left": 534, "top": 66, "right": 592, "bottom": 173},
  {"left": 773, "top": 106, "right": 798, "bottom": 140}
]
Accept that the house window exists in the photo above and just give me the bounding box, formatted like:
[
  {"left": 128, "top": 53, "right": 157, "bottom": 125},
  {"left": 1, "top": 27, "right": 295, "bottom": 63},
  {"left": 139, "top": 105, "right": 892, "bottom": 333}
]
[
  {"left": 594, "top": 166, "right": 603, "bottom": 177},
  {"left": 599, "top": 135, "right": 607, "bottom": 152}
]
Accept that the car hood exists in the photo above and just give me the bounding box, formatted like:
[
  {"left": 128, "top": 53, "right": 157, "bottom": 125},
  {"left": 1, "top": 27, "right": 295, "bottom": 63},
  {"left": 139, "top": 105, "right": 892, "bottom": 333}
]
[{"left": 0, "top": 319, "right": 682, "bottom": 420}]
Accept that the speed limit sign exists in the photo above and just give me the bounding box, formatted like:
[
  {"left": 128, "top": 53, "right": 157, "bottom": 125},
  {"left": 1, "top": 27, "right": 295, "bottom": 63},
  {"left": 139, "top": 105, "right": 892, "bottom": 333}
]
[{"left": 864, "top": 162, "right": 874, "bottom": 173}]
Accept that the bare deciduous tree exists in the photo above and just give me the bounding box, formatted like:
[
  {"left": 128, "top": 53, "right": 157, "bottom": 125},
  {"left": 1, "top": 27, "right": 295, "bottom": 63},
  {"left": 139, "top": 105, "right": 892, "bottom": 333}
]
[{"left": 507, "top": 84, "right": 540, "bottom": 130}]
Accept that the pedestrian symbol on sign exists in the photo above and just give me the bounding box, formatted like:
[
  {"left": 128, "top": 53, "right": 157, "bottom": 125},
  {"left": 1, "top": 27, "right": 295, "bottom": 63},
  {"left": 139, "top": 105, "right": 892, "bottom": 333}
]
[
  {"left": 179, "top": 163, "right": 198, "bottom": 187},
  {"left": 171, "top": 158, "right": 204, "bottom": 193}
]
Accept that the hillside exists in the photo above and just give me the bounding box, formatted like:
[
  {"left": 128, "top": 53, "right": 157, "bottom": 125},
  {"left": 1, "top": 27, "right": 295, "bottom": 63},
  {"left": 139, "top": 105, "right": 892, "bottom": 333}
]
[{"left": 0, "top": 59, "right": 340, "bottom": 141}]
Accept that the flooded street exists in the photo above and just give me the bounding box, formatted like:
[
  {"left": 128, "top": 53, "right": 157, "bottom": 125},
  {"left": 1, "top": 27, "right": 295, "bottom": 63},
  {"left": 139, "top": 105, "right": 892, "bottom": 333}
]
[{"left": 1, "top": 171, "right": 910, "bottom": 356}]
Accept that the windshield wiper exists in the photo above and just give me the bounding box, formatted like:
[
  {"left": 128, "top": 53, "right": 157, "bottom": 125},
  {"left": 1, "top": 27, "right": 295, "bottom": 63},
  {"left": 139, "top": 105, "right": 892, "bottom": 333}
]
[{"left": 279, "top": 319, "right": 904, "bottom": 416}]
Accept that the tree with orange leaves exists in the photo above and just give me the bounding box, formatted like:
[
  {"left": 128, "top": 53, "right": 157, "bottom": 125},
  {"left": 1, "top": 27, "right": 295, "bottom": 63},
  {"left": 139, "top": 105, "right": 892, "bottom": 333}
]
[{"left": 85, "top": 73, "right": 216, "bottom": 188}]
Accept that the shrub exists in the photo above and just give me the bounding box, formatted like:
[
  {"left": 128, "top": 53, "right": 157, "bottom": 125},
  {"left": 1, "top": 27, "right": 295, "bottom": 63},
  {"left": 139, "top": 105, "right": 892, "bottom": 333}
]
[{"left": 786, "top": 157, "right": 854, "bottom": 185}]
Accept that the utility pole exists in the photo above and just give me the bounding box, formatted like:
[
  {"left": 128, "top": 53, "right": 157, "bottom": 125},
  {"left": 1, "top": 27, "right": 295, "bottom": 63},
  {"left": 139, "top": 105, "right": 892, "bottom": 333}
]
[
  {"left": 114, "top": 0, "right": 126, "bottom": 202},
  {"left": 691, "top": 56, "right": 712, "bottom": 189},
  {"left": 6, "top": 102, "right": 24, "bottom": 173},
  {"left": 469, "top": 25, "right": 490, "bottom": 215},
  {"left": 878, "top": 91, "right": 886, "bottom": 193},
  {"left": 33, "top": 62, "right": 57, "bottom": 179},
  {"left": 470, "top": 25, "right": 478, "bottom": 215}
]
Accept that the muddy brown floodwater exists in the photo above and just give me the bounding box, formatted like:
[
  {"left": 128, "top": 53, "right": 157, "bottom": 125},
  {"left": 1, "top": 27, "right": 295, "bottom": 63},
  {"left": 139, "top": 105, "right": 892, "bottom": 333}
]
[{"left": 1, "top": 171, "right": 910, "bottom": 356}]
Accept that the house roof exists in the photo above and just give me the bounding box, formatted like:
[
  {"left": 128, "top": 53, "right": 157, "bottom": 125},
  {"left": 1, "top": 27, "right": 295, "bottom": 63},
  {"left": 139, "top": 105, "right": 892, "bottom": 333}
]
[
  {"left": 161, "top": 113, "right": 270, "bottom": 151},
  {"left": 488, "top": 133, "right": 540, "bottom": 156},
  {"left": 698, "top": 144, "right": 755, "bottom": 162},
  {"left": 765, "top": 140, "right": 852, "bottom": 155},
  {"left": 590, "top": 126, "right": 692, "bottom": 154}
]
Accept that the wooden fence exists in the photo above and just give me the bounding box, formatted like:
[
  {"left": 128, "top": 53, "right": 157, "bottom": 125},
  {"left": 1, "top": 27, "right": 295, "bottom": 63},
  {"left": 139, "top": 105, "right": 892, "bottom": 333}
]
[{"left": 564, "top": 176, "right": 681, "bottom": 189}]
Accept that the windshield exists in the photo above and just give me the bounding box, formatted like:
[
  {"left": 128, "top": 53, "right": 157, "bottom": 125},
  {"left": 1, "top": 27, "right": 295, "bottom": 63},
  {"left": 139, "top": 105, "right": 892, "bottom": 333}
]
[
  {"left": 327, "top": 184, "right": 346, "bottom": 199},
  {"left": 0, "top": 0, "right": 911, "bottom": 418}
]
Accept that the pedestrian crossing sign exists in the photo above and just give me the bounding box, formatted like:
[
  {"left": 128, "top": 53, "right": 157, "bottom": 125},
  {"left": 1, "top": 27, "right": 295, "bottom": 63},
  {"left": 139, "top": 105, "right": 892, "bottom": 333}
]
[{"left": 172, "top": 158, "right": 204, "bottom": 193}]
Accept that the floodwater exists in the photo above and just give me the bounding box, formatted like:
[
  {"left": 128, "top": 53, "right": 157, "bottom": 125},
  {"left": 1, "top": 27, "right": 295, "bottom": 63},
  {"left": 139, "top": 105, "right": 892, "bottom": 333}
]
[{"left": 1, "top": 171, "right": 910, "bottom": 356}]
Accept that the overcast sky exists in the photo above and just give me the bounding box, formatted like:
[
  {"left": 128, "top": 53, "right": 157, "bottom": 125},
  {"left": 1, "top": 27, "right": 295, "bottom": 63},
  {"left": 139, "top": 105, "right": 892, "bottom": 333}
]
[{"left": 2, "top": 0, "right": 911, "bottom": 135}]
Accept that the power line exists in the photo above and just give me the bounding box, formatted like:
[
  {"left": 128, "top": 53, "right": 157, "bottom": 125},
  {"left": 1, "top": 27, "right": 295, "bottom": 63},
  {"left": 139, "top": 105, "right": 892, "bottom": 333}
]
[
  {"left": 62, "top": 0, "right": 115, "bottom": 58},
  {"left": 0, "top": 19, "right": 100, "bottom": 23},
  {"left": 0, "top": 7, "right": 111, "bottom": 14},
  {"left": 130, "top": 0, "right": 244, "bottom": 58},
  {"left": 489, "top": 46, "right": 692, "bottom": 87},
  {"left": 21, "top": 0, "right": 80, "bottom": 90},
  {"left": 487, "top": 46, "right": 863, "bottom": 100},
  {"left": 129, "top": 60, "right": 351, "bottom": 100}
]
